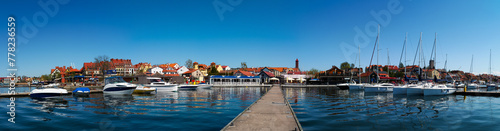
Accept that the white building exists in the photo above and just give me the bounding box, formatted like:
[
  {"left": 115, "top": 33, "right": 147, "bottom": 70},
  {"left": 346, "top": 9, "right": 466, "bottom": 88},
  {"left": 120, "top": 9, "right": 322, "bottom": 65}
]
[
  {"left": 150, "top": 67, "right": 164, "bottom": 75},
  {"left": 177, "top": 66, "right": 189, "bottom": 75}
]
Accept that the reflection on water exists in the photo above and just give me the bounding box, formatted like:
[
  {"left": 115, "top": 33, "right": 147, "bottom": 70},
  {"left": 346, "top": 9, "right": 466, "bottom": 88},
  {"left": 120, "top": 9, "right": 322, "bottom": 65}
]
[
  {"left": 0, "top": 87, "right": 269, "bottom": 130},
  {"left": 284, "top": 87, "right": 500, "bottom": 131}
]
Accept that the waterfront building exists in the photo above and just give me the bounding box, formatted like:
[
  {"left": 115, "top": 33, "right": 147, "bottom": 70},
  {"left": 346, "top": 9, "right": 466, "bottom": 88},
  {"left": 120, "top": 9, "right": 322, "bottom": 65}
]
[
  {"left": 177, "top": 66, "right": 189, "bottom": 75},
  {"left": 209, "top": 75, "right": 261, "bottom": 86},
  {"left": 182, "top": 69, "right": 204, "bottom": 82},
  {"left": 133, "top": 62, "right": 152, "bottom": 75},
  {"left": 234, "top": 70, "right": 255, "bottom": 76},
  {"left": 110, "top": 59, "right": 133, "bottom": 76},
  {"left": 150, "top": 66, "right": 164, "bottom": 75},
  {"left": 83, "top": 62, "right": 101, "bottom": 76},
  {"left": 257, "top": 71, "right": 277, "bottom": 84}
]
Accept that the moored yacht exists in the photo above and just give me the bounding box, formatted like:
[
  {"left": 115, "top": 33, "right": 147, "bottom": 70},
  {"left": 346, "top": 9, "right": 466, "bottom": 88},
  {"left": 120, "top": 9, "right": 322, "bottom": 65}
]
[
  {"left": 198, "top": 83, "right": 213, "bottom": 89},
  {"left": 423, "top": 84, "right": 456, "bottom": 96},
  {"left": 178, "top": 84, "right": 198, "bottom": 90},
  {"left": 467, "top": 83, "right": 478, "bottom": 89},
  {"left": 138, "top": 77, "right": 178, "bottom": 92},
  {"left": 348, "top": 82, "right": 364, "bottom": 90},
  {"left": 336, "top": 83, "right": 350, "bottom": 90},
  {"left": 364, "top": 83, "right": 394, "bottom": 93},
  {"left": 407, "top": 83, "right": 432, "bottom": 95},
  {"left": 30, "top": 87, "right": 68, "bottom": 98},
  {"left": 103, "top": 76, "right": 137, "bottom": 95}
]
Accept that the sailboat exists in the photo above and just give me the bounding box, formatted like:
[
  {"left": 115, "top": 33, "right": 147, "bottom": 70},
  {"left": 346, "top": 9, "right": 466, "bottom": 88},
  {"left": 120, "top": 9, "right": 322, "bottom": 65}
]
[
  {"left": 467, "top": 55, "right": 478, "bottom": 89},
  {"left": 487, "top": 49, "right": 496, "bottom": 88},
  {"left": 364, "top": 25, "right": 395, "bottom": 93},
  {"left": 407, "top": 32, "right": 426, "bottom": 95},
  {"left": 394, "top": 33, "right": 408, "bottom": 95},
  {"left": 348, "top": 45, "right": 365, "bottom": 90}
]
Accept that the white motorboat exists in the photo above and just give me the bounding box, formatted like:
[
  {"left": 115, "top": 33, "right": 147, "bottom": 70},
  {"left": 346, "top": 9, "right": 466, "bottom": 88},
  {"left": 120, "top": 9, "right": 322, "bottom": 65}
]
[
  {"left": 457, "top": 84, "right": 465, "bottom": 88},
  {"left": 423, "top": 84, "right": 456, "bottom": 96},
  {"left": 393, "top": 85, "right": 405, "bottom": 95},
  {"left": 178, "top": 84, "right": 198, "bottom": 90},
  {"left": 488, "top": 83, "right": 497, "bottom": 88},
  {"left": 336, "top": 83, "right": 349, "bottom": 90},
  {"left": 364, "top": 83, "right": 394, "bottom": 93},
  {"left": 42, "top": 83, "right": 60, "bottom": 88},
  {"left": 467, "top": 83, "right": 478, "bottom": 89},
  {"left": 479, "top": 84, "right": 487, "bottom": 88},
  {"left": 407, "top": 83, "right": 432, "bottom": 95},
  {"left": 348, "top": 83, "right": 364, "bottom": 90},
  {"left": 138, "top": 77, "right": 178, "bottom": 92},
  {"left": 133, "top": 86, "right": 156, "bottom": 94},
  {"left": 103, "top": 76, "right": 137, "bottom": 95},
  {"left": 445, "top": 83, "right": 455, "bottom": 88},
  {"left": 394, "top": 84, "right": 418, "bottom": 95},
  {"left": 198, "top": 83, "right": 213, "bottom": 89},
  {"left": 30, "top": 88, "right": 68, "bottom": 98}
]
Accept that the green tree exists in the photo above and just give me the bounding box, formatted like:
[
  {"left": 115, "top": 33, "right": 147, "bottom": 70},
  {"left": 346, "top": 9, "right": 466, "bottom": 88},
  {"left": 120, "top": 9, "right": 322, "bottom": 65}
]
[
  {"left": 340, "top": 62, "right": 353, "bottom": 70},
  {"left": 185, "top": 59, "right": 193, "bottom": 68},
  {"left": 208, "top": 65, "right": 219, "bottom": 75},
  {"left": 399, "top": 62, "right": 404, "bottom": 68},
  {"left": 308, "top": 68, "right": 319, "bottom": 78}
]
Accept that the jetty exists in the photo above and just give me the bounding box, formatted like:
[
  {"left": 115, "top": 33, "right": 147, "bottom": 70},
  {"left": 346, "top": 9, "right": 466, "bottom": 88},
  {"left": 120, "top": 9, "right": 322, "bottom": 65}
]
[
  {"left": 222, "top": 85, "right": 302, "bottom": 131},
  {"left": 454, "top": 91, "right": 500, "bottom": 97},
  {"left": 0, "top": 90, "right": 103, "bottom": 97}
]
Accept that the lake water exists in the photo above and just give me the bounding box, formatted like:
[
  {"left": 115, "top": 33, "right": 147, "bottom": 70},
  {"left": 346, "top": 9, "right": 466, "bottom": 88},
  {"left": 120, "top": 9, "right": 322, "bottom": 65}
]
[
  {"left": 0, "top": 87, "right": 270, "bottom": 131},
  {"left": 284, "top": 87, "right": 500, "bottom": 131}
]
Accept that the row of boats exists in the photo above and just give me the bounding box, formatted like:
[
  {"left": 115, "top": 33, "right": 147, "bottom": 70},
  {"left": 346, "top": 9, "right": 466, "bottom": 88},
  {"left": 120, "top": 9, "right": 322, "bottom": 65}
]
[
  {"left": 337, "top": 81, "right": 457, "bottom": 96},
  {"left": 29, "top": 76, "right": 213, "bottom": 98}
]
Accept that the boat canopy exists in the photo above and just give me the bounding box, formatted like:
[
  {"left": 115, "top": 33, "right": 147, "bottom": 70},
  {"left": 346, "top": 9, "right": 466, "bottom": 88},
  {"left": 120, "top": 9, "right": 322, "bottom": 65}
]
[{"left": 105, "top": 76, "right": 126, "bottom": 84}]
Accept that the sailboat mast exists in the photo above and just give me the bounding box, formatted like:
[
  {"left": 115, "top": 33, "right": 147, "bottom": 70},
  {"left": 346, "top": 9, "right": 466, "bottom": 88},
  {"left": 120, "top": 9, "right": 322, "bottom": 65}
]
[
  {"left": 444, "top": 54, "right": 447, "bottom": 71},
  {"left": 470, "top": 55, "right": 474, "bottom": 73},
  {"left": 490, "top": 49, "right": 492, "bottom": 75},
  {"left": 377, "top": 25, "right": 380, "bottom": 73},
  {"left": 404, "top": 32, "right": 407, "bottom": 75},
  {"left": 387, "top": 48, "right": 390, "bottom": 77}
]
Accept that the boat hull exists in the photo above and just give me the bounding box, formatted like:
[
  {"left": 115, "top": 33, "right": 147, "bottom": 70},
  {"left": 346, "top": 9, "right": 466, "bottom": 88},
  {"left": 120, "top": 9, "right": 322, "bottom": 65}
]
[
  {"left": 30, "top": 88, "right": 68, "bottom": 98},
  {"left": 133, "top": 89, "right": 156, "bottom": 94},
  {"left": 178, "top": 85, "right": 198, "bottom": 90},
  {"left": 337, "top": 85, "right": 349, "bottom": 90},
  {"left": 348, "top": 84, "right": 364, "bottom": 90},
  {"left": 407, "top": 87, "right": 423, "bottom": 95},
  {"left": 393, "top": 87, "right": 407, "bottom": 95},
  {"left": 146, "top": 85, "right": 178, "bottom": 92},
  {"left": 198, "top": 84, "right": 213, "bottom": 89},
  {"left": 103, "top": 86, "right": 136, "bottom": 95},
  {"left": 364, "top": 86, "right": 393, "bottom": 93},
  {"left": 423, "top": 88, "right": 456, "bottom": 96}
]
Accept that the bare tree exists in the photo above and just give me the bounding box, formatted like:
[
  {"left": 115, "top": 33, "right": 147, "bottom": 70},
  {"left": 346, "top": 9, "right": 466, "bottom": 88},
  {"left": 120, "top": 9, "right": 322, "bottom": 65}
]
[
  {"left": 241, "top": 62, "right": 247, "bottom": 70},
  {"left": 185, "top": 59, "right": 193, "bottom": 68},
  {"left": 94, "top": 55, "right": 110, "bottom": 81}
]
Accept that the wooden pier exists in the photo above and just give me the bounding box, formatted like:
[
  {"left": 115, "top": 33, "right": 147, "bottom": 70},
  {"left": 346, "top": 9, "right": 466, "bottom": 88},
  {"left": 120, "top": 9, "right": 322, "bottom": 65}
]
[
  {"left": 282, "top": 85, "right": 337, "bottom": 88},
  {"left": 0, "top": 90, "right": 103, "bottom": 97},
  {"left": 454, "top": 91, "right": 500, "bottom": 97},
  {"left": 222, "top": 85, "right": 302, "bottom": 131}
]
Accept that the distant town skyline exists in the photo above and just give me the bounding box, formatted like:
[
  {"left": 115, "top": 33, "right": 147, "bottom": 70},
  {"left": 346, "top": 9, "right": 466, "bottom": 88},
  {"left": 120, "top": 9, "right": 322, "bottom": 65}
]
[{"left": 1, "top": 0, "right": 499, "bottom": 77}]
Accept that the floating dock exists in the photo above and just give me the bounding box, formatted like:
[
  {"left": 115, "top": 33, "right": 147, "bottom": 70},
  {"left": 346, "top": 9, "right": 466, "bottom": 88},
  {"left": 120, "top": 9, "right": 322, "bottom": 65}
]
[
  {"left": 214, "top": 84, "right": 272, "bottom": 87},
  {"left": 0, "top": 90, "right": 103, "bottom": 97},
  {"left": 222, "top": 85, "right": 302, "bottom": 131},
  {"left": 282, "top": 85, "right": 337, "bottom": 88},
  {"left": 454, "top": 91, "right": 500, "bottom": 97}
]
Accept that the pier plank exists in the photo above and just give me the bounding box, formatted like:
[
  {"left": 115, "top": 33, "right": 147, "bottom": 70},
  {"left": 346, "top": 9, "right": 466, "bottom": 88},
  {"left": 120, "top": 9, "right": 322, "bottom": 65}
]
[{"left": 222, "top": 85, "right": 301, "bottom": 131}]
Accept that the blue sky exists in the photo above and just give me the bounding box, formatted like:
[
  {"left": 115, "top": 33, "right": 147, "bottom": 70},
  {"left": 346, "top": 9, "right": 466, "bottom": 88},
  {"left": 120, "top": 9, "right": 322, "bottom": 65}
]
[{"left": 1, "top": 0, "right": 500, "bottom": 77}]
